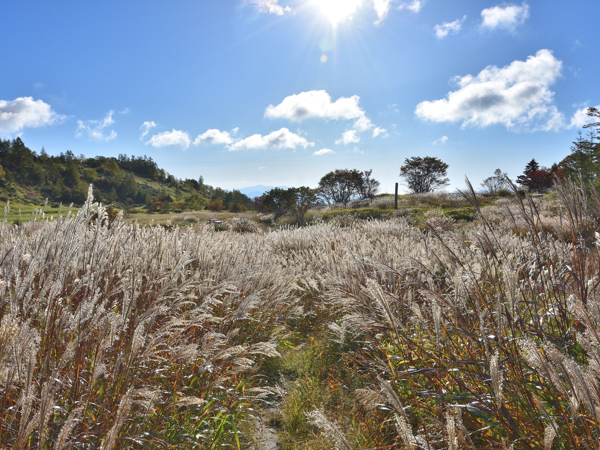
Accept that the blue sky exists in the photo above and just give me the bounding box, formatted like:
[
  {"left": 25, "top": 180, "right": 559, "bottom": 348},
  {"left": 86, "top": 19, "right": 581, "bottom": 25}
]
[{"left": 0, "top": 0, "right": 597, "bottom": 192}]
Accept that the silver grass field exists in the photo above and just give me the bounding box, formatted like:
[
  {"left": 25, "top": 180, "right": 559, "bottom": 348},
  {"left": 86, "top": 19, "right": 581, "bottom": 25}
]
[{"left": 2, "top": 180, "right": 600, "bottom": 449}]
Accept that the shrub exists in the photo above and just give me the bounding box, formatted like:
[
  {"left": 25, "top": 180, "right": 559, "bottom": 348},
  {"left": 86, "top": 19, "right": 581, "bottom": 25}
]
[
  {"left": 170, "top": 200, "right": 186, "bottom": 212},
  {"left": 231, "top": 218, "right": 258, "bottom": 233},
  {"left": 230, "top": 203, "right": 248, "bottom": 213},
  {"left": 207, "top": 198, "right": 226, "bottom": 211}
]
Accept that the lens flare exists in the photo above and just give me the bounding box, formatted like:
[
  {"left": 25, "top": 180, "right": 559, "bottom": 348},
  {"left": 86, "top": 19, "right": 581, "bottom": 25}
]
[{"left": 314, "top": 0, "right": 363, "bottom": 26}]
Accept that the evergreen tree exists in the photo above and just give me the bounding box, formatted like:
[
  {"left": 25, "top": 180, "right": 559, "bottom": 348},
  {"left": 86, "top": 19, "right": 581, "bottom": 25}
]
[
  {"left": 63, "top": 160, "right": 81, "bottom": 188},
  {"left": 516, "top": 159, "right": 555, "bottom": 193},
  {"left": 559, "top": 130, "right": 599, "bottom": 185}
]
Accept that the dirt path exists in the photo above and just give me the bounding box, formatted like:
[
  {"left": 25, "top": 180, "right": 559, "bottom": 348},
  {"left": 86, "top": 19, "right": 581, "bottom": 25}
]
[{"left": 253, "top": 406, "right": 281, "bottom": 449}]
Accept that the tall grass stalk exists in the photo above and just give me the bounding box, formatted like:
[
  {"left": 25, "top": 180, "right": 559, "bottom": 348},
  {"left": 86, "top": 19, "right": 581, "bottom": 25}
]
[
  {"left": 4, "top": 179, "right": 600, "bottom": 448},
  {"left": 0, "top": 187, "right": 295, "bottom": 448}
]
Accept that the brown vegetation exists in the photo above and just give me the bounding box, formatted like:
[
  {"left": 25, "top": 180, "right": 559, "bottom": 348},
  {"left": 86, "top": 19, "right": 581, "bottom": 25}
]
[{"left": 2, "top": 179, "right": 600, "bottom": 449}]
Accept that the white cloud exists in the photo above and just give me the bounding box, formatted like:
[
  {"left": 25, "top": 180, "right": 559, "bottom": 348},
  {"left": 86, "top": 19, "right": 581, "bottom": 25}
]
[
  {"left": 398, "top": 0, "right": 425, "bottom": 13},
  {"left": 435, "top": 16, "right": 466, "bottom": 39},
  {"left": 258, "top": 166, "right": 266, "bottom": 170},
  {"left": 140, "top": 121, "right": 156, "bottom": 139},
  {"left": 569, "top": 106, "right": 600, "bottom": 129},
  {"left": 147, "top": 129, "right": 191, "bottom": 149},
  {"left": 415, "top": 49, "right": 564, "bottom": 131},
  {"left": 245, "top": 0, "right": 291, "bottom": 15},
  {"left": 373, "top": 0, "right": 393, "bottom": 25},
  {"left": 194, "top": 129, "right": 234, "bottom": 145},
  {"left": 335, "top": 130, "right": 361, "bottom": 145},
  {"left": 314, "top": 148, "right": 335, "bottom": 156},
  {"left": 372, "top": 127, "right": 388, "bottom": 137},
  {"left": 0, "top": 96, "right": 63, "bottom": 134},
  {"left": 265, "top": 90, "right": 373, "bottom": 131},
  {"left": 228, "top": 128, "right": 313, "bottom": 151},
  {"left": 433, "top": 136, "right": 449, "bottom": 145},
  {"left": 481, "top": 2, "right": 529, "bottom": 30},
  {"left": 76, "top": 111, "right": 117, "bottom": 141},
  {"left": 353, "top": 116, "right": 374, "bottom": 132}
]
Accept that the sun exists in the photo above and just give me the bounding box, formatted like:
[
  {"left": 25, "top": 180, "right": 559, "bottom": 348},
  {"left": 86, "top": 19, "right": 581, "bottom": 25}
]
[{"left": 314, "top": 0, "right": 363, "bottom": 26}]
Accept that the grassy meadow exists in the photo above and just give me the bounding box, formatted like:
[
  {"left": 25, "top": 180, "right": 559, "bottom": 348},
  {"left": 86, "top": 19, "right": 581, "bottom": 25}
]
[
  {"left": 0, "top": 201, "right": 80, "bottom": 227},
  {"left": 2, "top": 181, "right": 600, "bottom": 449}
]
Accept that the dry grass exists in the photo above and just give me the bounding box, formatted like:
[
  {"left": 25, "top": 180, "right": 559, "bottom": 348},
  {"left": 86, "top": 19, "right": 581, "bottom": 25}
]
[
  {"left": 0, "top": 190, "right": 295, "bottom": 448},
  {"left": 3, "top": 180, "right": 600, "bottom": 449},
  {"left": 124, "top": 210, "right": 259, "bottom": 227}
]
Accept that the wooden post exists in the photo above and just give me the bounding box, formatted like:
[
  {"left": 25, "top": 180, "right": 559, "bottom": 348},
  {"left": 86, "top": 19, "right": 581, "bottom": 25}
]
[{"left": 395, "top": 183, "right": 398, "bottom": 210}]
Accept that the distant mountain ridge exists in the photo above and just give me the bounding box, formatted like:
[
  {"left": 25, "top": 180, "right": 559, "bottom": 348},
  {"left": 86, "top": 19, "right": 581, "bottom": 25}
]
[{"left": 239, "top": 185, "right": 289, "bottom": 199}]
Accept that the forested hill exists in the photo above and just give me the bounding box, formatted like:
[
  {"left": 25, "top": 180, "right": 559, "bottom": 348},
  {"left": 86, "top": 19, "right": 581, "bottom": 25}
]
[{"left": 0, "top": 137, "right": 253, "bottom": 212}]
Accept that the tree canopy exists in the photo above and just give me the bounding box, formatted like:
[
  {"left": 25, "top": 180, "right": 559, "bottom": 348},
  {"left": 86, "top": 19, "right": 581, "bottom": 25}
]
[
  {"left": 516, "top": 159, "right": 561, "bottom": 193},
  {"left": 399, "top": 156, "right": 449, "bottom": 194},
  {"left": 556, "top": 107, "right": 600, "bottom": 186},
  {"left": 317, "top": 169, "right": 380, "bottom": 205},
  {"left": 256, "top": 186, "right": 317, "bottom": 222}
]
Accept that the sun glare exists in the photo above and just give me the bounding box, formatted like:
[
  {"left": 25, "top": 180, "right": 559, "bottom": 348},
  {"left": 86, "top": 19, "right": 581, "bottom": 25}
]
[{"left": 314, "top": 0, "right": 363, "bottom": 26}]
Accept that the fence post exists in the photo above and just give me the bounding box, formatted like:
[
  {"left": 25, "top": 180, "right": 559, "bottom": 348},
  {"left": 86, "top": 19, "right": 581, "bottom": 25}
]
[{"left": 395, "top": 183, "right": 398, "bottom": 210}]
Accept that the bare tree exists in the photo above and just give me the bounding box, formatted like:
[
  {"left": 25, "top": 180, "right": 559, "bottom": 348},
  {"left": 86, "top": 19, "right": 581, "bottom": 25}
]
[{"left": 480, "top": 169, "right": 509, "bottom": 193}]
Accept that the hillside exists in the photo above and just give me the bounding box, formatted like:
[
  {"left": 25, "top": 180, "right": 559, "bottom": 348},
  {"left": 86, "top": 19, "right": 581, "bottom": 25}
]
[{"left": 0, "top": 137, "right": 253, "bottom": 212}]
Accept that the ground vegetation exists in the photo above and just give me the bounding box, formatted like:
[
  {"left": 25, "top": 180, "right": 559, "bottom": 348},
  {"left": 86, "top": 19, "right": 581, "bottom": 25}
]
[{"left": 2, "top": 178, "right": 600, "bottom": 449}]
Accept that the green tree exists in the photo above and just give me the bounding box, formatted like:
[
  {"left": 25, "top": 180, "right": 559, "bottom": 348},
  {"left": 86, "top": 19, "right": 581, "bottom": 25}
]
[
  {"left": 399, "top": 156, "right": 449, "bottom": 194},
  {"left": 559, "top": 131, "right": 599, "bottom": 185},
  {"left": 516, "top": 159, "right": 556, "bottom": 193},
  {"left": 101, "top": 159, "right": 120, "bottom": 175},
  {"left": 289, "top": 186, "right": 318, "bottom": 223},
  {"left": 356, "top": 169, "right": 380, "bottom": 200},
  {"left": 317, "top": 169, "right": 374, "bottom": 206},
  {"left": 83, "top": 168, "right": 98, "bottom": 183},
  {"left": 116, "top": 172, "right": 138, "bottom": 201},
  {"left": 583, "top": 106, "right": 600, "bottom": 131},
  {"left": 184, "top": 194, "right": 207, "bottom": 211},
  {"left": 63, "top": 161, "right": 81, "bottom": 188},
  {"left": 258, "top": 187, "right": 317, "bottom": 222},
  {"left": 256, "top": 187, "right": 293, "bottom": 218},
  {"left": 558, "top": 107, "right": 600, "bottom": 186}
]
